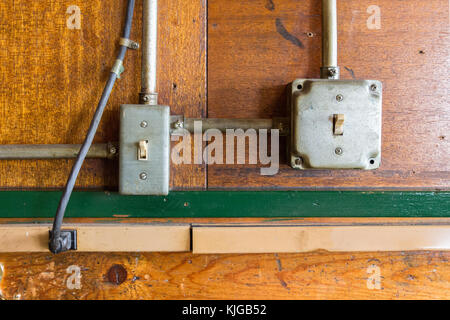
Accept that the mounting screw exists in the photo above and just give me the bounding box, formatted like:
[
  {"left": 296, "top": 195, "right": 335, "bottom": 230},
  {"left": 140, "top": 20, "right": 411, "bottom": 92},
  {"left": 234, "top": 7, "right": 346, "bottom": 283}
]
[
  {"left": 335, "top": 147, "right": 343, "bottom": 155},
  {"left": 329, "top": 68, "right": 337, "bottom": 76},
  {"left": 174, "top": 120, "right": 183, "bottom": 129},
  {"left": 370, "top": 84, "right": 378, "bottom": 92},
  {"left": 140, "top": 121, "right": 148, "bottom": 128},
  {"left": 139, "top": 172, "right": 148, "bottom": 180},
  {"left": 109, "top": 146, "right": 117, "bottom": 155},
  {"left": 336, "top": 94, "right": 344, "bottom": 102},
  {"left": 294, "top": 157, "right": 303, "bottom": 166},
  {"left": 142, "top": 95, "right": 150, "bottom": 103}
]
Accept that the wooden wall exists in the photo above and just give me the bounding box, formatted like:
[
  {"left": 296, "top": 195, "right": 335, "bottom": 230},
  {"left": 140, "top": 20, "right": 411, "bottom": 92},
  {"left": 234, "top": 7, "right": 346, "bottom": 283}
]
[{"left": 0, "top": 0, "right": 448, "bottom": 191}]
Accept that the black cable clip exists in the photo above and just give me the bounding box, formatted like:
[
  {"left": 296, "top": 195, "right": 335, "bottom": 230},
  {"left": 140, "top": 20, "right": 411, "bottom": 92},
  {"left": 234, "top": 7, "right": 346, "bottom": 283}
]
[{"left": 49, "top": 230, "right": 77, "bottom": 254}]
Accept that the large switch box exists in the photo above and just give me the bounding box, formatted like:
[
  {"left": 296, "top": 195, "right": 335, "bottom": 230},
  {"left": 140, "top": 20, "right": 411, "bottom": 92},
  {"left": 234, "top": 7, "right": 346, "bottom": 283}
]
[{"left": 289, "top": 79, "right": 382, "bottom": 170}]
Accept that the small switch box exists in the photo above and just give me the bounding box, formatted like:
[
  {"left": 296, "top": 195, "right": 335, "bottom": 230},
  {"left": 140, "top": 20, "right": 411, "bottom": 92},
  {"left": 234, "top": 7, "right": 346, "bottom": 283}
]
[{"left": 119, "top": 105, "right": 170, "bottom": 195}]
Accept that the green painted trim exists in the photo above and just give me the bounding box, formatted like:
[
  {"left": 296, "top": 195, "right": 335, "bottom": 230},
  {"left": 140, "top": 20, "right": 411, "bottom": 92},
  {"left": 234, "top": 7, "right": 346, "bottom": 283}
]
[{"left": 0, "top": 191, "right": 448, "bottom": 218}]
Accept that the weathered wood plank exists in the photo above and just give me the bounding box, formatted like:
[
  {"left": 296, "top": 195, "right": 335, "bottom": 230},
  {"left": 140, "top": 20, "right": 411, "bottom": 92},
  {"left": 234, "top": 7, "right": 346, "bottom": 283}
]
[{"left": 0, "top": 250, "right": 448, "bottom": 300}]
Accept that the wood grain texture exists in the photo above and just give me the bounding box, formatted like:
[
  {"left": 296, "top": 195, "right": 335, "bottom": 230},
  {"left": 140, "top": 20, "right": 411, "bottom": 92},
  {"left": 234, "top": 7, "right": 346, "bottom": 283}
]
[
  {"left": 207, "top": 0, "right": 450, "bottom": 190},
  {"left": 0, "top": 0, "right": 207, "bottom": 190},
  {"left": 0, "top": 218, "right": 448, "bottom": 299},
  {"left": 0, "top": 250, "right": 448, "bottom": 300}
]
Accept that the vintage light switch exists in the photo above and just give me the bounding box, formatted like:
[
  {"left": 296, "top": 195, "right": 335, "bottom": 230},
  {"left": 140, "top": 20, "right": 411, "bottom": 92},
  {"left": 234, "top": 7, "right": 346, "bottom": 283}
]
[
  {"left": 119, "top": 105, "right": 170, "bottom": 196},
  {"left": 333, "top": 114, "right": 345, "bottom": 135},
  {"left": 289, "top": 79, "right": 382, "bottom": 170},
  {"left": 138, "top": 140, "right": 149, "bottom": 161}
]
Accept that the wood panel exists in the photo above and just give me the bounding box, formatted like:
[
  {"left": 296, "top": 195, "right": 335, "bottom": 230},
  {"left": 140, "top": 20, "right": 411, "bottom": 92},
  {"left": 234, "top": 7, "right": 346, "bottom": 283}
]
[
  {"left": 0, "top": 250, "right": 449, "bottom": 300},
  {"left": 0, "top": 0, "right": 207, "bottom": 190},
  {"left": 207, "top": 0, "right": 450, "bottom": 190}
]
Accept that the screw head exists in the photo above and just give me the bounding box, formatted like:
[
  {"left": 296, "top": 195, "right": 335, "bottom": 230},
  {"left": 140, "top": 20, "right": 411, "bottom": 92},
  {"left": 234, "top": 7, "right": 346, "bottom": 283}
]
[
  {"left": 109, "top": 146, "right": 117, "bottom": 154},
  {"left": 140, "top": 121, "right": 148, "bottom": 128},
  {"left": 139, "top": 172, "right": 148, "bottom": 180},
  {"left": 370, "top": 84, "right": 378, "bottom": 92},
  {"left": 335, "top": 147, "right": 343, "bottom": 155},
  {"left": 142, "top": 95, "right": 150, "bottom": 102},
  {"left": 294, "top": 157, "right": 303, "bottom": 166},
  {"left": 329, "top": 68, "right": 337, "bottom": 76},
  {"left": 336, "top": 94, "right": 344, "bottom": 102}
]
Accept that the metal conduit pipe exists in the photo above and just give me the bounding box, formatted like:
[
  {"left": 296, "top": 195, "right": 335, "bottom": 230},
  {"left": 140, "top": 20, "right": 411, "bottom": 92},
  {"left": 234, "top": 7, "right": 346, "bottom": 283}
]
[
  {"left": 140, "top": 0, "right": 158, "bottom": 105},
  {"left": 320, "top": 0, "right": 340, "bottom": 79},
  {"left": 0, "top": 143, "right": 117, "bottom": 160}
]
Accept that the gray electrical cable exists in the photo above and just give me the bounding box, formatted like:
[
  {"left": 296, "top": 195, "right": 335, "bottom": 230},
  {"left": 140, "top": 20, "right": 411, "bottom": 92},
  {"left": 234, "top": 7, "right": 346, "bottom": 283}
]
[{"left": 49, "top": 0, "right": 136, "bottom": 254}]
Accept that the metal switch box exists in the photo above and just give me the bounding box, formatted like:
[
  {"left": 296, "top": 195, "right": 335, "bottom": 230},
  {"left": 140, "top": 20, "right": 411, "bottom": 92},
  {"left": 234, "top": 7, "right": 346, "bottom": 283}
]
[
  {"left": 119, "top": 105, "right": 170, "bottom": 195},
  {"left": 289, "top": 79, "right": 382, "bottom": 170}
]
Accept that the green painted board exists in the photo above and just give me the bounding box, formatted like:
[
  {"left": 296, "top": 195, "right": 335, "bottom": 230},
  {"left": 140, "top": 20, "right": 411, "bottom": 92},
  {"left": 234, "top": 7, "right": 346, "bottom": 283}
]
[{"left": 0, "top": 191, "right": 448, "bottom": 218}]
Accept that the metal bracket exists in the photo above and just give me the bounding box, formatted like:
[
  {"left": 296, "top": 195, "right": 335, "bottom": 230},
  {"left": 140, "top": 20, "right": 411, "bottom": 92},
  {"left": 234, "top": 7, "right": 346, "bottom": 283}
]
[
  {"left": 111, "top": 59, "right": 125, "bottom": 78},
  {"left": 119, "top": 37, "right": 140, "bottom": 50}
]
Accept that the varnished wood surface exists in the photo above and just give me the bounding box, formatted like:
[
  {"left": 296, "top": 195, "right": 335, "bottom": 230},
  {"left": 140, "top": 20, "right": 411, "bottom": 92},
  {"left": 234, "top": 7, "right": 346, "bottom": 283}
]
[
  {"left": 208, "top": 0, "right": 450, "bottom": 190},
  {"left": 0, "top": 250, "right": 449, "bottom": 300},
  {"left": 0, "top": 0, "right": 207, "bottom": 190}
]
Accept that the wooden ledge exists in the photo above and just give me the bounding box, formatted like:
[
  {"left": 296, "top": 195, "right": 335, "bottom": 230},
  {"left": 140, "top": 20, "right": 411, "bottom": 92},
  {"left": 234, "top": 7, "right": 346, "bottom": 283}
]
[
  {"left": 192, "top": 224, "right": 450, "bottom": 254},
  {"left": 0, "top": 224, "right": 191, "bottom": 252}
]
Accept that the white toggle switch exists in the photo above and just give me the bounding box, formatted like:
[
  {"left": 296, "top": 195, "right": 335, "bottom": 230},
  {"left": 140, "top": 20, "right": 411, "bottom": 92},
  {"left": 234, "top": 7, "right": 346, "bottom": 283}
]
[
  {"left": 138, "top": 140, "right": 149, "bottom": 161},
  {"left": 334, "top": 114, "right": 345, "bottom": 136}
]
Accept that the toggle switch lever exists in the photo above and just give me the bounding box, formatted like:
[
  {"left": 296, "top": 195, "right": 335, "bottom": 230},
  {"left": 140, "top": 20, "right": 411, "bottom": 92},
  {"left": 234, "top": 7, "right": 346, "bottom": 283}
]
[{"left": 138, "top": 140, "right": 149, "bottom": 161}]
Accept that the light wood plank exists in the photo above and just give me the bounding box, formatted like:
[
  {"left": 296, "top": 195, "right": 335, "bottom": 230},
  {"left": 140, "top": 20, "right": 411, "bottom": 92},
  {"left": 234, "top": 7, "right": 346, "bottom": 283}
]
[
  {"left": 193, "top": 225, "right": 450, "bottom": 253},
  {"left": 0, "top": 224, "right": 191, "bottom": 252}
]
